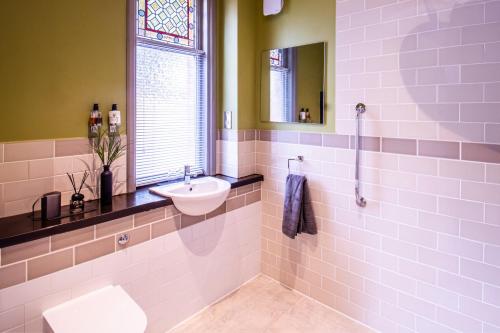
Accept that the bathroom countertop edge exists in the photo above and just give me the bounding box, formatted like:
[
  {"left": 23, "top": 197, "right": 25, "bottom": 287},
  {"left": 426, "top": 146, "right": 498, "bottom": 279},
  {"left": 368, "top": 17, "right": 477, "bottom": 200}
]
[{"left": 0, "top": 174, "right": 264, "bottom": 248}]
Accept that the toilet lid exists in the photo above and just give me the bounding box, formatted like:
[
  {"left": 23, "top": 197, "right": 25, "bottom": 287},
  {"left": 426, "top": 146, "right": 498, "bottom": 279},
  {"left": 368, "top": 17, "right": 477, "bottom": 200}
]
[{"left": 43, "top": 286, "right": 147, "bottom": 333}]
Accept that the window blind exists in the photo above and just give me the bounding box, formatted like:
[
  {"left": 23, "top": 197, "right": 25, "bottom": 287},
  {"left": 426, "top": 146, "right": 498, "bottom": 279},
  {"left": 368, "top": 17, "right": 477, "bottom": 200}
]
[
  {"left": 136, "top": 44, "right": 207, "bottom": 186},
  {"left": 270, "top": 67, "right": 290, "bottom": 123}
]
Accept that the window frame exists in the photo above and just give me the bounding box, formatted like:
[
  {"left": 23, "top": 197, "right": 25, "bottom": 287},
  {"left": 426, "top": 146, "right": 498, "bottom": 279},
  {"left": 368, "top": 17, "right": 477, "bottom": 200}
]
[{"left": 126, "top": 0, "right": 217, "bottom": 192}]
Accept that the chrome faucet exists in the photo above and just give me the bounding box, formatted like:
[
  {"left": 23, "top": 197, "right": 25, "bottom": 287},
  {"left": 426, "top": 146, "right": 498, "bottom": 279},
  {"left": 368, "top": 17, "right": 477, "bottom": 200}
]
[{"left": 184, "top": 165, "right": 191, "bottom": 185}]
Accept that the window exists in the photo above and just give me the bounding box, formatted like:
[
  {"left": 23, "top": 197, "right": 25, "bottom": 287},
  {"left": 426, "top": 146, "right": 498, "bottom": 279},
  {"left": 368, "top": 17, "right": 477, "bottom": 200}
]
[
  {"left": 132, "top": 0, "right": 215, "bottom": 187},
  {"left": 269, "top": 49, "right": 293, "bottom": 122}
]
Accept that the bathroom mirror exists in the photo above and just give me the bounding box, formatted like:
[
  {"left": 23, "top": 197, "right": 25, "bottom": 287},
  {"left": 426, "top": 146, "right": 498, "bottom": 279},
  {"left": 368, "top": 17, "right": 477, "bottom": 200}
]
[{"left": 260, "top": 42, "right": 325, "bottom": 124}]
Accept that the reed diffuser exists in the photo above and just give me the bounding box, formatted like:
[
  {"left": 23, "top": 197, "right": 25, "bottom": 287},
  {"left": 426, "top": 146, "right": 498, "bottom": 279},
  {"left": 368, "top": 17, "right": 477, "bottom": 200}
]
[{"left": 67, "top": 171, "right": 89, "bottom": 214}]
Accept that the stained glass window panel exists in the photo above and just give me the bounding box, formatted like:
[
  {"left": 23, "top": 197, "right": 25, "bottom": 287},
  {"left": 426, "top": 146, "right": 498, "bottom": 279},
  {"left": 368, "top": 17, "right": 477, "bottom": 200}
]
[
  {"left": 137, "top": 0, "right": 196, "bottom": 47},
  {"left": 269, "top": 49, "right": 282, "bottom": 67}
]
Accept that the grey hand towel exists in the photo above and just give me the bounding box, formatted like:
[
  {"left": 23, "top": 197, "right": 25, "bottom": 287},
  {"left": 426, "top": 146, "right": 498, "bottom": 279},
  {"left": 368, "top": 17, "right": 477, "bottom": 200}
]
[{"left": 282, "top": 174, "right": 317, "bottom": 239}]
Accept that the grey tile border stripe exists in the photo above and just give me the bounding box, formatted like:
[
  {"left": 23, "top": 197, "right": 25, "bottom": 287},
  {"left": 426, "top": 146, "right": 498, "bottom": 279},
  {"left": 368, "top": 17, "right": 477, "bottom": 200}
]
[
  {"left": 419, "top": 140, "right": 460, "bottom": 159},
  {"left": 300, "top": 133, "right": 323, "bottom": 146},
  {"left": 350, "top": 136, "right": 381, "bottom": 152},
  {"left": 232, "top": 129, "right": 500, "bottom": 164},
  {"left": 462, "top": 143, "right": 500, "bottom": 164},
  {"left": 323, "top": 134, "right": 350, "bottom": 148},
  {"left": 382, "top": 138, "right": 417, "bottom": 155}
]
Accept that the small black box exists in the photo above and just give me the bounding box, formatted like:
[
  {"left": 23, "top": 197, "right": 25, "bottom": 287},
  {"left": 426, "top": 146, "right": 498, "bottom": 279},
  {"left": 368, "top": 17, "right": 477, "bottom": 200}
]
[{"left": 41, "top": 191, "right": 61, "bottom": 221}]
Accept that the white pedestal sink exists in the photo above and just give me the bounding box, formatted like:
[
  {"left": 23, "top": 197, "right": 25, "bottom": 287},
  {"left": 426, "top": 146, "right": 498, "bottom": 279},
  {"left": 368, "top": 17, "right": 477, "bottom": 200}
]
[{"left": 149, "top": 177, "right": 231, "bottom": 216}]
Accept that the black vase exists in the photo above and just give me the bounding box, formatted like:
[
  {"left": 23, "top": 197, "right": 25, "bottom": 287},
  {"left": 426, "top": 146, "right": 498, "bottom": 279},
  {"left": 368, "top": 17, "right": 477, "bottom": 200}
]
[{"left": 100, "top": 165, "right": 113, "bottom": 206}]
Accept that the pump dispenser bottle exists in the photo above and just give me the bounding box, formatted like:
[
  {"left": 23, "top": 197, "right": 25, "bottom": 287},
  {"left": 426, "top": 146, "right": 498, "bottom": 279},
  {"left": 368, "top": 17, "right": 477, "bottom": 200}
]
[
  {"left": 108, "top": 104, "right": 121, "bottom": 135},
  {"left": 89, "top": 103, "right": 102, "bottom": 138}
]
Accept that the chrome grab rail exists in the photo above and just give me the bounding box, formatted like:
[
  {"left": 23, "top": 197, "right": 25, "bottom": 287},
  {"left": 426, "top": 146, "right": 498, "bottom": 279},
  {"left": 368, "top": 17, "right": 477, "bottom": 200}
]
[{"left": 355, "top": 103, "right": 367, "bottom": 208}]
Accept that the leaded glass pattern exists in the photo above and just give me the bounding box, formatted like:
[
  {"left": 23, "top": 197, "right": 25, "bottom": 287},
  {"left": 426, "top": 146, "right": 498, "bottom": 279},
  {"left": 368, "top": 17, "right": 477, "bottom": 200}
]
[
  {"left": 137, "top": 0, "right": 196, "bottom": 47},
  {"left": 270, "top": 49, "right": 283, "bottom": 67}
]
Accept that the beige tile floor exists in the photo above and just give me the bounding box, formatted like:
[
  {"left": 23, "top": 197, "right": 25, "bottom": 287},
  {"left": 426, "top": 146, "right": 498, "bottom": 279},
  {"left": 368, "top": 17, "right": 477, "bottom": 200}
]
[{"left": 169, "top": 275, "right": 376, "bottom": 333}]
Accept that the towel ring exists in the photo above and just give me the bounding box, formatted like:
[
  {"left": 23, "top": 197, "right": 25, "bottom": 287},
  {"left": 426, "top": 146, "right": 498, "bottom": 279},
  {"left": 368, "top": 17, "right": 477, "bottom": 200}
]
[{"left": 288, "top": 156, "right": 304, "bottom": 174}]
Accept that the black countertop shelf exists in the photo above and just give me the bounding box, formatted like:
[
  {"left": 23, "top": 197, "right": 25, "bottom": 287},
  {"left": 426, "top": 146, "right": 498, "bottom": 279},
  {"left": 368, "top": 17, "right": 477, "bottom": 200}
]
[{"left": 0, "top": 174, "right": 263, "bottom": 248}]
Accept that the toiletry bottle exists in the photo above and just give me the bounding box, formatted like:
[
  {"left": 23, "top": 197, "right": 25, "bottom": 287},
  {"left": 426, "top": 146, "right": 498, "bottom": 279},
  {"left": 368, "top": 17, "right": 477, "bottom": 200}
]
[
  {"left": 108, "top": 104, "right": 121, "bottom": 136},
  {"left": 305, "top": 108, "right": 310, "bottom": 123},
  {"left": 299, "top": 108, "right": 306, "bottom": 123},
  {"left": 88, "top": 103, "right": 101, "bottom": 138}
]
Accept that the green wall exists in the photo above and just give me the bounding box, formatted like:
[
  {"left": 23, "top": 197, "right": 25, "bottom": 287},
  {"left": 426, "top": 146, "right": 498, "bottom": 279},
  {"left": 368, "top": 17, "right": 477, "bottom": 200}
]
[
  {"left": 256, "top": 0, "right": 335, "bottom": 132},
  {"left": 237, "top": 0, "right": 258, "bottom": 129},
  {"left": 219, "top": 0, "right": 239, "bottom": 129},
  {"left": 0, "top": 0, "right": 126, "bottom": 142},
  {"left": 218, "top": 0, "right": 335, "bottom": 131},
  {"left": 218, "top": 0, "right": 258, "bottom": 130}
]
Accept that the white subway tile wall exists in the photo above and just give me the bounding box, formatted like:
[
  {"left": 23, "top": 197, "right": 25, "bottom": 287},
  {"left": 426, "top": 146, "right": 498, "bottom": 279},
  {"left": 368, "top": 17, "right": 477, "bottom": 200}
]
[
  {"left": 258, "top": 1, "right": 500, "bottom": 332},
  {"left": 0, "top": 202, "right": 262, "bottom": 333},
  {"left": 216, "top": 129, "right": 257, "bottom": 178},
  {"left": 0, "top": 139, "right": 127, "bottom": 218}
]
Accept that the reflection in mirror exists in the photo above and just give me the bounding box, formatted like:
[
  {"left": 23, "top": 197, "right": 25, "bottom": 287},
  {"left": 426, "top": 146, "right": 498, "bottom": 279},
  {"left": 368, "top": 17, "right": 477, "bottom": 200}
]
[{"left": 260, "top": 42, "right": 325, "bottom": 124}]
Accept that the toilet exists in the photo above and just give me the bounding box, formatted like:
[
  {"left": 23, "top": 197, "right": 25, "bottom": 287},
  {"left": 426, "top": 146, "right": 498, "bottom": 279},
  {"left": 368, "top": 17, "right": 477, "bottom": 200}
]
[{"left": 42, "top": 286, "right": 147, "bottom": 333}]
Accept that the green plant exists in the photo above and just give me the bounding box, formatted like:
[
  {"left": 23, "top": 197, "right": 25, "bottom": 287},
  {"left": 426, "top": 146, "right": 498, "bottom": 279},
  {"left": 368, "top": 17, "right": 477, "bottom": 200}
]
[{"left": 90, "top": 129, "right": 127, "bottom": 167}]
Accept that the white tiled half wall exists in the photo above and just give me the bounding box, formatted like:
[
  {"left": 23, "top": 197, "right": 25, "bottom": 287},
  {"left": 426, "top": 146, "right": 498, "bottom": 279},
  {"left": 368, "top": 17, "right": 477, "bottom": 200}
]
[
  {"left": 259, "top": 1, "right": 500, "bottom": 333},
  {"left": 0, "top": 202, "right": 261, "bottom": 333}
]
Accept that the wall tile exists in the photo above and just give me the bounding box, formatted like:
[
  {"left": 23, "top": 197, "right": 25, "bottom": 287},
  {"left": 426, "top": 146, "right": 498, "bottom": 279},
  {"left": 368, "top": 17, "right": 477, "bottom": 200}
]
[
  {"left": 418, "top": 140, "right": 459, "bottom": 159},
  {"left": 418, "top": 28, "right": 461, "bottom": 49},
  {"left": 75, "top": 236, "right": 115, "bottom": 264},
  {"left": 438, "top": 234, "right": 483, "bottom": 261},
  {"left": 0, "top": 162, "right": 29, "bottom": 183},
  {"left": 152, "top": 215, "right": 181, "bottom": 239},
  {"left": 299, "top": 133, "right": 322, "bottom": 146},
  {"left": 439, "top": 159, "right": 484, "bottom": 181},
  {"left": 4, "top": 141, "right": 54, "bottom": 162},
  {"left": 323, "top": 134, "right": 350, "bottom": 148},
  {"left": 50, "top": 226, "right": 94, "bottom": 251},
  {"left": 226, "top": 195, "right": 245, "bottom": 212},
  {"left": 460, "top": 103, "right": 500, "bottom": 123},
  {"left": 438, "top": 84, "right": 483, "bottom": 103},
  {"left": 439, "top": 44, "right": 484, "bottom": 65},
  {"left": 95, "top": 216, "right": 133, "bottom": 238},
  {"left": 486, "top": 124, "right": 500, "bottom": 144},
  {"left": 462, "top": 22, "right": 500, "bottom": 44},
  {"left": 462, "top": 143, "right": 500, "bottom": 164},
  {"left": 54, "top": 139, "right": 91, "bottom": 157},
  {"left": 0, "top": 262, "right": 26, "bottom": 289},
  {"left": 0, "top": 305, "right": 24, "bottom": 332},
  {"left": 134, "top": 208, "right": 165, "bottom": 227},
  {"left": 382, "top": 138, "right": 416, "bottom": 155},
  {"left": 27, "top": 249, "right": 73, "bottom": 280},
  {"left": 438, "top": 3, "right": 484, "bottom": 28},
  {"left": 462, "top": 63, "right": 500, "bottom": 83},
  {"left": 439, "top": 197, "right": 484, "bottom": 221},
  {"left": 485, "top": 82, "right": 500, "bottom": 102},
  {"left": 485, "top": 42, "right": 500, "bottom": 62},
  {"left": 28, "top": 159, "right": 54, "bottom": 179},
  {"left": 3, "top": 178, "right": 54, "bottom": 202},
  {"left": 180, "top": 214, "right": 205, "bottom": 228},
  {"left": 366, "top": 21, "right": 398, "bottom": 41},
  {"left": 438, "top": 271, "right": 482, "bottom": 299},
  {"left": 116, "top": 225, "right": 150, "bottom": 249},
  {"left": 2, "top": 238, "right": 49, "bottom": 266}
]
